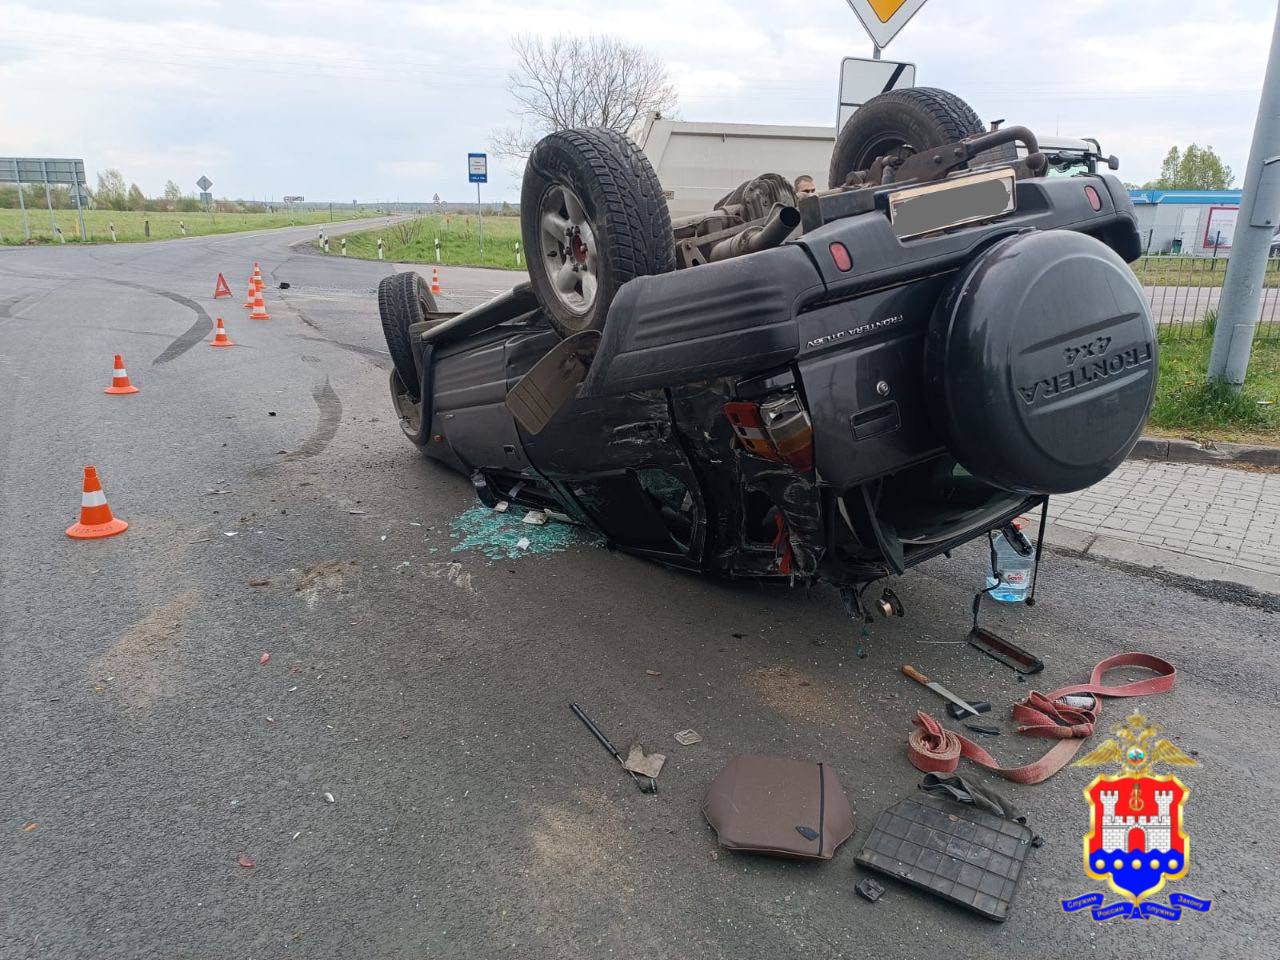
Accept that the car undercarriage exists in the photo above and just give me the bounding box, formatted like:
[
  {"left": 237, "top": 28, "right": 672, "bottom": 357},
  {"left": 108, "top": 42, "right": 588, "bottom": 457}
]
[{"left": 377, "top": 87, "right": 1157, "bottom": 622}]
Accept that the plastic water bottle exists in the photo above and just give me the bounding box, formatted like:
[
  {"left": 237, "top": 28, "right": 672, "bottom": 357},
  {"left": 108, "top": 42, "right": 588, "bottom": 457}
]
[{"left": 985, "top": 524, "right": 1034, "bottom": 603}]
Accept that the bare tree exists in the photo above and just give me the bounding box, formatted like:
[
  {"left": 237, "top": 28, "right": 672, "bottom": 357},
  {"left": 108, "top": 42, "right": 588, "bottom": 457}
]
[{"left": 492, "top": 33, "right": 678, "bottom": 159}]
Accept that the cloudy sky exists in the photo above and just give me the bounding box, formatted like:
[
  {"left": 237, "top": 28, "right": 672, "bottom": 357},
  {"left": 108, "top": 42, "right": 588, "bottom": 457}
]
[{"left": 0, "top": 0, "right": 1273, "bottom": 202}]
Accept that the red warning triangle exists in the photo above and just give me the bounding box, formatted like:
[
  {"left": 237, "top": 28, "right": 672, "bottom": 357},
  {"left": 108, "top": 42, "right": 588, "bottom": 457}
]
[{"left": 213, "top": 273, "right": 233, "bottom": 298}]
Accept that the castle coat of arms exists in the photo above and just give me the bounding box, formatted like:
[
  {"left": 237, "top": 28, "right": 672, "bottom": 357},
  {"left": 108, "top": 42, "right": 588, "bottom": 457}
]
[{"left": 1061, "top": 711, "right": 1213, "bottom": 921}]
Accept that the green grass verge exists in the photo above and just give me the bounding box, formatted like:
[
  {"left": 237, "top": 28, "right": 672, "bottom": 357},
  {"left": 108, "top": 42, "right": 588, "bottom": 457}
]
[
  {"left": 320, "top": 215, "right": 525, "bottom": 270},
  {"left": 1151, "top": 333, "right": 1280, "bottom": 444},
  {"left": 1131, "top": 255, "right": 1280, "bottom": 288},
  {"left": 0, "top": 208, "right": 363, "bottom": 245}
]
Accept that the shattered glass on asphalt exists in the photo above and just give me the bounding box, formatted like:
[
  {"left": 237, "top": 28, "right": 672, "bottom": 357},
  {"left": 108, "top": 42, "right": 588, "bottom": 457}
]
[{"left": 448, "top": 506, "right": 599, "bottom": 561}]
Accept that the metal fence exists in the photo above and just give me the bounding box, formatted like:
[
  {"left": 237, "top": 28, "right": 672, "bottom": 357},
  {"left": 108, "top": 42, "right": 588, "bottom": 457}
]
[{"left": 1134, "top": 255, "right": 1280, "bottom": 341}]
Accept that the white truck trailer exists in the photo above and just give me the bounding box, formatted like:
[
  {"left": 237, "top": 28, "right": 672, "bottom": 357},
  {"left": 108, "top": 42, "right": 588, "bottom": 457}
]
[{"left": 634, "top": 114, "right": 835, "bottom": 218}]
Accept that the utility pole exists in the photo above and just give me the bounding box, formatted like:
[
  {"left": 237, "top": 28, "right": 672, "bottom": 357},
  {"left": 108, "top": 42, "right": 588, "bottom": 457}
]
[{"left": 1208, "top": 3, "right": 1280, "bottom": 390}]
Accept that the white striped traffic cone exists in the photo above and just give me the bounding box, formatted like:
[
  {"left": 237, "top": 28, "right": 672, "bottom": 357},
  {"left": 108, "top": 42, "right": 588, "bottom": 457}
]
[
  {"left": 249, "top": 286, "right": 271, "bottom": 321},
  {"left": 210, "top": 316, "right": 235, "bottom": 347},
  {"left": 66, "top": 465, "right": 128, "bottom": 539},
  {"left": 104, "top": 354, "right": 139, "bottom": 395}
]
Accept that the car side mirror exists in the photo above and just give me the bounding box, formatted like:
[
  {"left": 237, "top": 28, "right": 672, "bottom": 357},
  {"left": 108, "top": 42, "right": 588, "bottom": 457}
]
[{"left": 1106, "top": 155, "right": 1120, "bottom": 171}]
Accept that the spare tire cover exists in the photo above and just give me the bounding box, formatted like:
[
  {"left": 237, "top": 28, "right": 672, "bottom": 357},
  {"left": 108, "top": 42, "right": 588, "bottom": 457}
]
[{"left": 926, "top": 230, "right": 1157, "bottom": 495}]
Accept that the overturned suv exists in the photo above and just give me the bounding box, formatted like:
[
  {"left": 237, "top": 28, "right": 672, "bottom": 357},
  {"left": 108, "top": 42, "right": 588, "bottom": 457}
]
[{"left": 378, "top": 88, "right": 1156, "bottom": 615}]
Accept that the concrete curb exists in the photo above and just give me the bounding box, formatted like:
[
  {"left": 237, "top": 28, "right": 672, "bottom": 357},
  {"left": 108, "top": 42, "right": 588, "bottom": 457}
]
[
  {"left": 1044, "top": 521, "right": 1280, "bottom": 601},
  {"left": 1132, "top": 436, "right": 1280, "bottom": 468}
]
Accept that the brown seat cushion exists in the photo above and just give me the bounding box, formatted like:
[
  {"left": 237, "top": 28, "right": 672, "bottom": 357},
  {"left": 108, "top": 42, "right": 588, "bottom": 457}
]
[{"left": 702, "top": 755, "right": 855, "bottom": 860}]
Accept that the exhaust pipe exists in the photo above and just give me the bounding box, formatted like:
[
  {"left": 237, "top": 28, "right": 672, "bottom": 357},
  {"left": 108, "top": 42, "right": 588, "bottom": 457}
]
[{"left": 709, "top": 204, "right": 802, "bottom": 262}]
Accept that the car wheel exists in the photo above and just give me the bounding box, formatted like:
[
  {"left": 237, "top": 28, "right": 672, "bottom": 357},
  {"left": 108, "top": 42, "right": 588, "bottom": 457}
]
[
  {"left": 828, "top": 87, "right": 1017, "bottom": 189},
  {"left": 377, "top": 271, "right": 434, "bottom": 400},
  {"left": 521, "top": 127, "right": 674, "bottom": 338}
]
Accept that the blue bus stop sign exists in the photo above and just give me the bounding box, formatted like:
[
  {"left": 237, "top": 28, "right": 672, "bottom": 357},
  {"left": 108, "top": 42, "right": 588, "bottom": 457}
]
[{"left": 468, "top": 153, "right": 488, "bottom": 184}]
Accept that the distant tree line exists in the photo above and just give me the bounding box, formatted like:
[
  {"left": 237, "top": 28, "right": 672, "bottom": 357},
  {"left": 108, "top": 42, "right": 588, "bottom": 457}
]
[
  {"left": 0, "top": 168, "right": 273, "bottom": 214},
  {"left": 1141, "top": 144, "right": 1235, "bottom": 191}
]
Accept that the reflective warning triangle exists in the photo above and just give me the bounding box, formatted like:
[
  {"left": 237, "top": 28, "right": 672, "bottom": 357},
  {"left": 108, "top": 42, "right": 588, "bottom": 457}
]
[{"left": 213, "top": 273, "right": 232, "bottom": 298}]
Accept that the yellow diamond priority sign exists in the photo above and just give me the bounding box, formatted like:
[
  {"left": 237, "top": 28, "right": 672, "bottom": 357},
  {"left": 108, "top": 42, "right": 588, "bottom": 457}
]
[{"left": 846, "top": 0, "right": 931, "bottom": 49}]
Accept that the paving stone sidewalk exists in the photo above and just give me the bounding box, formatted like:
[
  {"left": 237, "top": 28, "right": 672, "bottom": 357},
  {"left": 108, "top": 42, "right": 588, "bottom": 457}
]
[{"left": 1049, "top": 460, "right": 1280, "bottom": 578}]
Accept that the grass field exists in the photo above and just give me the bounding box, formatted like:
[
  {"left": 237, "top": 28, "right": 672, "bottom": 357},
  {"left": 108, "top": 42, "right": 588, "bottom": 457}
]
[
  {"left": 1150, "top": 335, "right": 1279, "bottom": 443},
  {"left": 321, "top": 215, "right": 525, "bottom": 270},
  {"left": 0, "top": 208, "right": 362, "bottom": 245},
  {"left": 1131, "top": 255, "right": 1280, "bottom": 288}
]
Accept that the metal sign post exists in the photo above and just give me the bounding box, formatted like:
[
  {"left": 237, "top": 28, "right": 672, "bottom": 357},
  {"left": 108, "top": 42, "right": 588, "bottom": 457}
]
[
  {"left": 1209, "top": 3, "right": 1280, "bottom": 389},
  {"left": 282, "top": 195, "right": 304, "bottom": 225},
  {"left": 16, "top": 181, "right": 30, "bottom": 239},
  {"left": 1, "top": 157, "right": 87, "bottom": 241},
  {"left": 71, "top": 183, "right": 87, "bottom": 241},
  {"left": 43, "top": 181, "right": 55, "bottom": 232},
  {"left": 197, "top": 175, "right": 214, "bottom": 223},
  {"left": 845, "top": 0, "right": 931, "bottom": 51},
  {"left": 469, "top": 152, "right": 488, "bottom": 254}
]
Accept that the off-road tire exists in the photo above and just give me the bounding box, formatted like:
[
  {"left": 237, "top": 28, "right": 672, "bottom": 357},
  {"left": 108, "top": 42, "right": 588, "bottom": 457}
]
[
  {"left": 828, "top": 87, "right": 1017, "bottom": 189},
  {"left": 377, "top": 271, "right": 434, "bottom": 400},
  {"left": 521, "top": 128, "right": 674, "bottom": 338}
]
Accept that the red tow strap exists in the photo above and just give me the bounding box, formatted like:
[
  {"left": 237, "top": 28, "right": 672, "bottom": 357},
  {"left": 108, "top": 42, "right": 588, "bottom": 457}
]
[{"left": 907, "top": 653, "right": 1177, "bottom": 785}]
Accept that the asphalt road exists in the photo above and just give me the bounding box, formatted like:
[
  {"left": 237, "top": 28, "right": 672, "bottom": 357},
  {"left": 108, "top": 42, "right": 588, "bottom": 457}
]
[{"left": 1, "top": 225, "right": 1277, "bottom": 960}]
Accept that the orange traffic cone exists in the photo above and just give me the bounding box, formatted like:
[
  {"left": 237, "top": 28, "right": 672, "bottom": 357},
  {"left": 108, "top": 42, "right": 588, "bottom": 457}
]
[
  {"left": 104, "top": 354, "right": 139, "bottom": 395},
  {"left": 213, "top": 273, "right": 233, "bottom": 299},
  {"left": 249, "top": 287, "right": 271, "bottom": 321},
  {"left": 66, "top": 465, "right": 128, "bottom": 539},
  {"left": 243, "top": 277, "right": 255, "bottom": 308},
  {"left": 210, "top": 316, "right": 235, "bottom": 346},
  {"left": 252, "top": 262, "right": 264, "bottom": 294},
  {"left": 430, "top": 267, "right": 442, "bottom": 296}
]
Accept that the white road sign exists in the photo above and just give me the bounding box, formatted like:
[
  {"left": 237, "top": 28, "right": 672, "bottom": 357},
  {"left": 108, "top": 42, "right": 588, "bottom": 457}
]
[
  {"left": 196, "top": 175, "right": 213, "bottom": 192},
  {"left": 845, "top": 0, "right": 931, "bottom": 50},
  {"left": 1203, "top": 206, "right": 1240, "bottom": 249},
  {"left": 837, "top": 56, "right": 916, "bottom": 130}
]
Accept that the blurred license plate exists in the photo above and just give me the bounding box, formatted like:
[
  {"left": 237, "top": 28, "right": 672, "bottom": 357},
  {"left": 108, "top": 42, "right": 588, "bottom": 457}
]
[{"left": 888, "top": 168, "right": 1016, "bottom": 240}]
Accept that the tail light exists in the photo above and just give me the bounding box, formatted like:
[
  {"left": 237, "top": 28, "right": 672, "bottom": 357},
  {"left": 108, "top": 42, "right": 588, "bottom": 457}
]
[{"left": 723, "top": 395, "right": 814, "bottom": 472}]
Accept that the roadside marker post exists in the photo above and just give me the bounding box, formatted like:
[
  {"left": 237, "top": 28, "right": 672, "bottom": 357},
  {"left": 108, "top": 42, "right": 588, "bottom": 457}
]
[
  {"left": 515, "top": 240, "right": 522, "bottom": 268},
  {"left": 435, "top": 237, "right": 441, "bottom": 263},
  {"left": 341, "top": 237, "right": 347, "bottom": 256},
  {"left": 377, "top": 238, "right": 384, "bottom": 260},
  {"left": 109, "top": 222, "right": 117, "bottom": 242}
]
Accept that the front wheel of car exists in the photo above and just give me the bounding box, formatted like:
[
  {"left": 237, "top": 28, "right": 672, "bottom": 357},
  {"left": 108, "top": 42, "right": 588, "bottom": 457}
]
[{"left": 521, "top": 127, "right": 674, "bottom": 338}]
